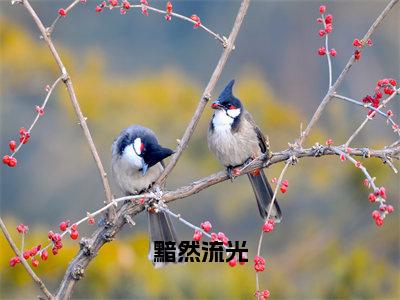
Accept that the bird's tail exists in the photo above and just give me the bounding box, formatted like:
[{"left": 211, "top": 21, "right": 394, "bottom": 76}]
[
  {"left": 147, "top": 210, "right": 182, "bottom": 268},
  {"left": 247, "top": 169, "right": 282, "bottom": 222}
]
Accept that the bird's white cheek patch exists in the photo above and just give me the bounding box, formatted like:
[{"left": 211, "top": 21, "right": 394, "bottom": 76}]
[
  {"left": 227, "top": 108, "right": 241, "bottom": 118},
  {"left": 123, "top": 144, "right": 143, "bottom": 168},
  {"left": 212, "top": 108, "right": 241, "bottom": 128},
  {"left": 133, "top": 138, "right": 142, "bottom": 155}
]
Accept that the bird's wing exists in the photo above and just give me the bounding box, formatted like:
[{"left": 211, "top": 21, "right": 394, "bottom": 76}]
[{"left": 242, "top": 110, "right": 270, "bottom": 156}]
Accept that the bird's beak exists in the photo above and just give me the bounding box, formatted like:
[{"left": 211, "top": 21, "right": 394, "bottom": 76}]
[
  {"left": 211, "top": 100, "right": 222, "bottom": 109},
  {"left": 141, "top": 160, "right": 149, "bottom": 176}
]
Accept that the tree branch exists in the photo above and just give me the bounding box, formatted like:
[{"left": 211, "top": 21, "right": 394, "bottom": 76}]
[
  {"left": 0, "top": 217, "right": 54, "bottom": 299},
  {"left": 155, "top": 0, "right": 251, "bottom": 186},
  {"left": 21, "top": 0, "right": 115, "bottom": 219},
  {"left": 298, "top": 0, "right": 399, "bottom": 146}
]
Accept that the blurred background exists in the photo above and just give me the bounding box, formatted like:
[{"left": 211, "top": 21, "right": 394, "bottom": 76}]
[{"left": 0, "top": 0, "right": 399, "bottom": 299}]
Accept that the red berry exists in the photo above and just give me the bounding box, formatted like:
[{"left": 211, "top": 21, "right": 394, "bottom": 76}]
[
  {"left": 95, "top": 6, "right": 102, "bottom": 12},
  {"left": 8, "top": 157, "right": 17, "bottom": 167},
  {"left": 30, "top": 247, "right": 38, "bottom": 257},
  {"left": 201, "top": 221, "right": 212, "bottom": 233},
  {"left": 59, "top": 221, "right": 68, "bottom": 232},
  {"left": 388, "top": 78, "right": 397, "bottom": 86},
  {"left": 318, "top": 47, "right": 326, "bottom": 56},
  {"left": 260, "top": 290, "right": 271, "bottom": 299},
  {"left": 16, "top": 223, "right": 28, "bottom": 234},
  {"left": 353, "top": 39, "right": 362, "bottom": 47},
  {"left": 329, "top": 48, "right": 337, "bottom": 57},
  {"left": 387, "top": 110, "right": 393, "bottom": 117},
  {"left": 88, "top": 216, "right": 95, "bottom": 225},
  {"left": 166, "top": 1, "right": 173, "bottom": 14},
  {"left": 354, "top": 50, "right": 361, "bottom": 60},
  {"left": 71, "top": 223, "right": 78, "bottom": 231},
  {"left": 325, "top": 138, "right": 333, "bottom": 146},
  {"left": 9, "top": 140, "right": 16, "bottom": 152},
  {"left": 355, "top": 161, "right": 362, "bottom": 168},
  {"left": 384, "top": 86, "right": 394, "bottom": 95},
  {"left": 367, "top": 39, "right": 373, "bottom": 46},
  {"left": 228, "top": 256, "right": 237, "bottom": 267},
  {"left": 31, "top": 259, "right": 39, "bottom": 267},
  {"left": 35, "top": 106, "right": 44, "bottom": 116},
  {"left": 122, "top": 0, "right": 130, "bottom": 9},
  {"left": 2, "top": 155, "right": 10, "bottom": 165},
  {"left": 41, "top": 250, "right": 48, "bottom": 261},
  {"left": 325, "top": 24, "right": 332, "bottom": 33},
  {"left": 319, "top": 5, "right": 326, "bottom": 14},
  {"left": 52, "top": 247, "right": 58, "bottom": 255},
  {"left": 165, "top": 14, "right": 171, "bottom": 21},
  {"left": 318, "top": 29, "right": 325, "bottom": 37},
  {"left": 280, "top": 186, "right": 287, "bottom": 193},
  {"left": 316, "top": 17, "right": 323, "bottom": 23},
  {"left": 109, "top": 0, "right": 118, "bottom": 6},
  {"left": 70, "top": 230, "right": 79, "bottom": 240},
  {"left": 190, "top": 14, "right": 201, "bottom": 28},
  {"left": 23, "top": 250, "right": 30, "bottom": 260},
  {"left": 340, "top": 154, "right": 346, "bottom": 161},
  {"left": 368, "top": 193, "right": 376, "bottom": 203},
  {"left": 58, "top": 8, "right": 67, "bottom": 16},
  {"left": 193, "top": 230, "right": 202, "bottom": 241},
  {"left": 262, "top": 221, "right": 274, "bottom": 233},
  {"left": 325, "top": 14, "right": 333, "bottom": 24},
  {"left": 386, "top": 205, "right": 394, "bottom": 213},
  {"left": 378, "top": 187, "right": 387, "bottom": 199},
  {"left": 371, "top": 210, "right": 380, "bottom": 220},
  {"left": 210, "top": 232, "right": 218, "bottom": 242},
  {"left": 9, "top": 256, "right": 20, "bottom": 267}
]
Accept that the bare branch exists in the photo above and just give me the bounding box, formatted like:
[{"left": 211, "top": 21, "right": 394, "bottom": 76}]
[
  {"left": 156, "top": 0, "right": 251, "bottom": 186},
  {"left": 47, "top": 0, "right": 81, "bottom": 36},
  {"left": 0, "top": 217, "right": 54, "bottom": 299}
]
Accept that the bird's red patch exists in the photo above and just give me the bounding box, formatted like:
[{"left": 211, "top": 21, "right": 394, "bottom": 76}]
[
  {"left": 140, "top": 143, "right": 145, "bottom": 152},
  {"left": 229, "top": 105, "right": 236, "bottom": 110},
  {"left": 251, "top": 168, "right": 261, "bottom": 176}
]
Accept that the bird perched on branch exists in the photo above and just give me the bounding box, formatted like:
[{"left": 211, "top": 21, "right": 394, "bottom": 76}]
[
  {"left": 207, "top": 80, "right": 282, "bottom": 222},
  {"left": 111, "top": 125, "right": 180, "bottom": 267}
]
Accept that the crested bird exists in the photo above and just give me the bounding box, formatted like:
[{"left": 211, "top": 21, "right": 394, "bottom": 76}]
[
  {"left": 111, "top": 125, "right": 180, "bottom": 267},
  {"left": 207, "top": 80, "right": 282, "bottom": 222}
]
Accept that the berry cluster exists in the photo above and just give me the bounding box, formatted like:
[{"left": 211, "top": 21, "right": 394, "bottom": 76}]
[
  {"left": 352, "top": 38, "right": 373, "bottom": 61},
  {"left": 280, "top": 180, "right": 289, "bottom": 194},
  {"left": 369, "top": 187, "right": 394, "bottom": 227},
  {"left": 254, "top": 289, "right": 271, "bottom": 300},
  {"left": 362, "top": 78, "right": 398, "bottom": 120},
  {"left": 262, "top": 219, "right": 275, "bottom": 233},
  {"left": 254, "top": 255, "right": 266, "bottom": 272},
  {"left": 316, "top": 6, "right": 336, "bottom": 57}
]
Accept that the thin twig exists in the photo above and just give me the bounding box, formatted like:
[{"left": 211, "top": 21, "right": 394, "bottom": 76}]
[
  {"left": 345, "top": 88, "right": 400, "bottom": 146},
  {"left": 124, "top": 4, "right": 226, "bottom": 46},
  {"left": 298, "top": 0, "right": 399, "bottom": 146},
  {"left": 46, "top": 0, "right": 81, "bottom": 36},
  {"left": 255, "top": 159, "right": 291, "bottom": 292},
  {"left": 0, "top": 217, "right": 54, "bottom": 299},
  {"left": 9, "top": 75, "right": 63, "bottom": 158},
  {"left": 155, "top": 0, "right": 251, "bottom": 186},
  {"left": 21, "top": 0, "right": 115, "bottom": 219}
]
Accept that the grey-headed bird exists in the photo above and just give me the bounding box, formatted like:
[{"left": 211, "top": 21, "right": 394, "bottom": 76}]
[
  {"left": 112, "top": 125, "right": 180, "bottom": 267},
  {"left": 207, "top": 80, "right": 282, "bottom": 222}
]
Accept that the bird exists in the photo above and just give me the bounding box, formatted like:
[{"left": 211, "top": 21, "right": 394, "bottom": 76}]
[
  {"left": 207, "top": 80, "right": 282, "bottom": 222},
  {"left": 111, "top": 125, "right": 180, "bottom": 267}
]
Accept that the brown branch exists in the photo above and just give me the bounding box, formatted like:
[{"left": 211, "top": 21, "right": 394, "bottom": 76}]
[
  {"left": 21, "top": 0, "right": 115, "bottom": 219},
  {"left": 298, "top": 0, "right": 399, "bottom": 146},
  {"left": 0, "top": 217, "right": 54, "bottom": 299},
  {"left": 155, "top": 0, "right": 251, "bottom": 186},
  {"left": 54, "top": 143, "right": 398, "bottom": 298}
]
